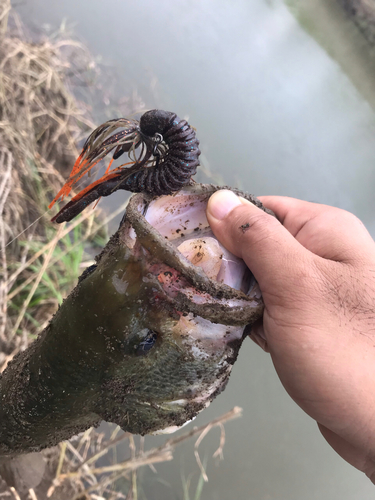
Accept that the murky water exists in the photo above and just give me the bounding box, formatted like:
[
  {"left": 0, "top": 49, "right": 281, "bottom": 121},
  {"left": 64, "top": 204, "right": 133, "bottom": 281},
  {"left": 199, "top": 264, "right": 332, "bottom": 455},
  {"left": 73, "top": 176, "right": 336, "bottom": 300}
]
[{"left": 16, "top": 0, "right": 375, "bottom": 498}]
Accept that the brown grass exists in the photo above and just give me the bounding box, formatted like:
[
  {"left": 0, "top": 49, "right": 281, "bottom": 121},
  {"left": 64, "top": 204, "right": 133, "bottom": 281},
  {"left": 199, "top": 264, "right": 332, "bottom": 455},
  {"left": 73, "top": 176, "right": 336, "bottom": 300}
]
[
  {"left": 0, "top": 0, "right": 112, "bottom": 366},
  {"left": 0, "top": 2, "right": 240, "bottom": 497},
  {"left": 44, "top": 407, "right": 242, "bottom": 500}
]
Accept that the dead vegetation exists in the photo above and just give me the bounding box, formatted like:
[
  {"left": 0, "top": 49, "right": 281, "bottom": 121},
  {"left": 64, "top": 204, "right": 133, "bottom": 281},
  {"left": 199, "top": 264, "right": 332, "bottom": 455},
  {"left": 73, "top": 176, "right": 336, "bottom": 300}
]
[
  {"left": 0, "top": 1, "right": 240, "bottom": 498},
  {"left": 49, "top": 407, "right": 242, "bottom": 500},
  {"left": 0, "top": 407, "right": 242, "bottom": 500},
  {"left": 0, "top": 0, "right": 112, "bottom": 367}
]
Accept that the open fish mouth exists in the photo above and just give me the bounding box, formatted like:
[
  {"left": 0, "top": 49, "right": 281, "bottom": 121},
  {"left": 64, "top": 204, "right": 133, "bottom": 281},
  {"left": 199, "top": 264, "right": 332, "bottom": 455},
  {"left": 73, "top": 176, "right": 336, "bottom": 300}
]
[{"left": 94, "top": 184, "right": 268, "bottom": 434}]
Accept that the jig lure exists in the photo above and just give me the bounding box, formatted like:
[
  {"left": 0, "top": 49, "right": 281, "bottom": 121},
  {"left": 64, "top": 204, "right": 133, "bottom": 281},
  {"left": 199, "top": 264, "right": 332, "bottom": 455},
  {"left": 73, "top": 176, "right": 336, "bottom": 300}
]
[{"left": 49, "top": 109, "right": 201, "bottom": 223}]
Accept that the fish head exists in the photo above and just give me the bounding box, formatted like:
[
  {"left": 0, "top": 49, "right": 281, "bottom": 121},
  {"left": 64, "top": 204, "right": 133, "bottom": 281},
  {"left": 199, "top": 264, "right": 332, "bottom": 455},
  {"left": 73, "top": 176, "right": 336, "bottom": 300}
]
[{"left": 85, "top": 185, "right": 266, "bottom": 434}]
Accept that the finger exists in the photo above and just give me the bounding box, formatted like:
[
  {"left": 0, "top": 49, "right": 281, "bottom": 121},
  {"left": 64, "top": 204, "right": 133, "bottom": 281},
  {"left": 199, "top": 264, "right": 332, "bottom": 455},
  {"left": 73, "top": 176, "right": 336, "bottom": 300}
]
[
  {"left": 258, "top": 196, "right": 375, "bottom": 263},
  {"left": 249, "top": 333, "right": 269, "bottom": 352},
  {"left": 257, "top": 196, "right": 330, "bottom": 234},
  {"left": 206, "top": 190, "right": 313, "bottom": 293},
  {"left": 248, "top": 318, "right": 269, "bottom": 353},
  {"left": 317, "top": 423, "right": 369, "bottom": 474}
]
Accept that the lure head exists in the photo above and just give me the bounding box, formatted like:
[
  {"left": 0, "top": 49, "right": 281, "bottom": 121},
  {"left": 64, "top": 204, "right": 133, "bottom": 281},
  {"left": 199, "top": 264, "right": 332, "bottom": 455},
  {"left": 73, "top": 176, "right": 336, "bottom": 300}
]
[{"left": 139, "top": 109, "right": 177, "bottom": 136}]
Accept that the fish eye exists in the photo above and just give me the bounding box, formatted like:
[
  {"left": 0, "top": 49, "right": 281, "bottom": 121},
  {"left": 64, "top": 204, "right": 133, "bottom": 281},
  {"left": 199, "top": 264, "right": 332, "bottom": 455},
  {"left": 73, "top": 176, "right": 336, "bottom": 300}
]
[{"left": 135, "top": 329, "right": 158, "bottom": 356}]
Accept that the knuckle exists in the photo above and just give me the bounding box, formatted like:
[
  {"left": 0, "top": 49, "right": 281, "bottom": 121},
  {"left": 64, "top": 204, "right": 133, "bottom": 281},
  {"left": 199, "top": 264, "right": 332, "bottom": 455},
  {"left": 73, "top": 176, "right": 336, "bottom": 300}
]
[
  {"left": 338, "top": 209, "right": 363, "bottom": 227},
  {"left": 328, "top": 206, "right": 364, "bottom": 229}
]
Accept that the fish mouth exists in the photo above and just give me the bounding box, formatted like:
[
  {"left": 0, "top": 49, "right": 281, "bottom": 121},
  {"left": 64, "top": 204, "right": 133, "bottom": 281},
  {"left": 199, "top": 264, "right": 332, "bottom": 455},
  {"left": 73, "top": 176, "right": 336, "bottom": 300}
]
[{"left": 124, "top": 184, "right": 264, "bottom": 327}]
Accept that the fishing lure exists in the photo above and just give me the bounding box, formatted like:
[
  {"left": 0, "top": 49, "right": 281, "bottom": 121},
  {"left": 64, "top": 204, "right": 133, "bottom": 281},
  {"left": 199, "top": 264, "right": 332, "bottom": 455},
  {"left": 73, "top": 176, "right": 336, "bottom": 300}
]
[{"left": 49, "top": 109, "right": 201, "bottom": 223}]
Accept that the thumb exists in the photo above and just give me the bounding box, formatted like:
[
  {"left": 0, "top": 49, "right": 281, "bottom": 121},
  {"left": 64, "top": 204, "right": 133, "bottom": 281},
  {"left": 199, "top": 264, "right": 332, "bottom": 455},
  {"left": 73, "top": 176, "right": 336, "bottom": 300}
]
[{"left": 206, "top": 190, "right": 314, "bottom": 294}]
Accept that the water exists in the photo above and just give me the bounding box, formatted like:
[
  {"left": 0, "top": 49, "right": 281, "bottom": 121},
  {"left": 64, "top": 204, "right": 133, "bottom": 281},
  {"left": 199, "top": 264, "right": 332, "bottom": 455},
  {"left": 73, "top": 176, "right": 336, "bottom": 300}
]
[{"left": 16, "top": 0, "right": 375, "bottom": 498}]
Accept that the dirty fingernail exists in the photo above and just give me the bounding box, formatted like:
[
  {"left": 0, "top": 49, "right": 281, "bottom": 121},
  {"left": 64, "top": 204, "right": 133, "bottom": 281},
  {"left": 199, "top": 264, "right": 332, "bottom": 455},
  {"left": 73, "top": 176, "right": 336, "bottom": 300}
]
[{"left": 207, "top": 190, "right": 242, "bottom": 220}]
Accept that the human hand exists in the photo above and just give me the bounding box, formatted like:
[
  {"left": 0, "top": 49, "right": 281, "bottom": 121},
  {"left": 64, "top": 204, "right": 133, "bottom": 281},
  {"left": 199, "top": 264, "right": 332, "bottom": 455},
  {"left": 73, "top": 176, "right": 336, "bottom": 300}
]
[{"left": 206, "top": 190, "right": 375, "bottom": 482}]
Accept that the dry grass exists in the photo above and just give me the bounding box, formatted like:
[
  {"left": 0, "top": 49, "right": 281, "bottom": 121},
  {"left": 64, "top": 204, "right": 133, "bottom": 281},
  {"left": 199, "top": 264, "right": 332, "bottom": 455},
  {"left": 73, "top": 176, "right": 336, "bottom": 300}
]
[
  {"left": 0, "top": 6, "right": 147, "bottom": 368},
  {"left": 44, "top": 407, "right": 243, "bottom": 500},
  {"left": 0, "top": 2, "right": 240, "bottom": 497},
  {"left": 0, "top": 0, "right": 114, "bottom": 367}
]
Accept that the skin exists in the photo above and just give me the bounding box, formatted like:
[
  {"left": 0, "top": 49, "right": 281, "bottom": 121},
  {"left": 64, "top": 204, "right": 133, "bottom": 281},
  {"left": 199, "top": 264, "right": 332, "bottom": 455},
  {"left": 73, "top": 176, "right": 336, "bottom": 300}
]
[{"left": 206, "top": 189, "right": 375, "bottom": 483}]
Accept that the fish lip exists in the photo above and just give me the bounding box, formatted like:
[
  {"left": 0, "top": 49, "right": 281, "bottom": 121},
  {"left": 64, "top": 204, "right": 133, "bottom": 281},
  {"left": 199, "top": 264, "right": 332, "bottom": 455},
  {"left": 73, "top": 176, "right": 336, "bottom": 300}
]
[
  {"left": 126, "top": 192, "right": 248, "bottom": 300},
  {"left": 122, "top": 184, "right": 268, "bottom": 327}
]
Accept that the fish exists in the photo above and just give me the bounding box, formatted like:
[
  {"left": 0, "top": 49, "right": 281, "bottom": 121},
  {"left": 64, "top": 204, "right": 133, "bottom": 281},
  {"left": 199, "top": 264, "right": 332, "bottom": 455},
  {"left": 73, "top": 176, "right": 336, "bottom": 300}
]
[{"left": 0, "top": 183, "right": 270, "bottom": 457}]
